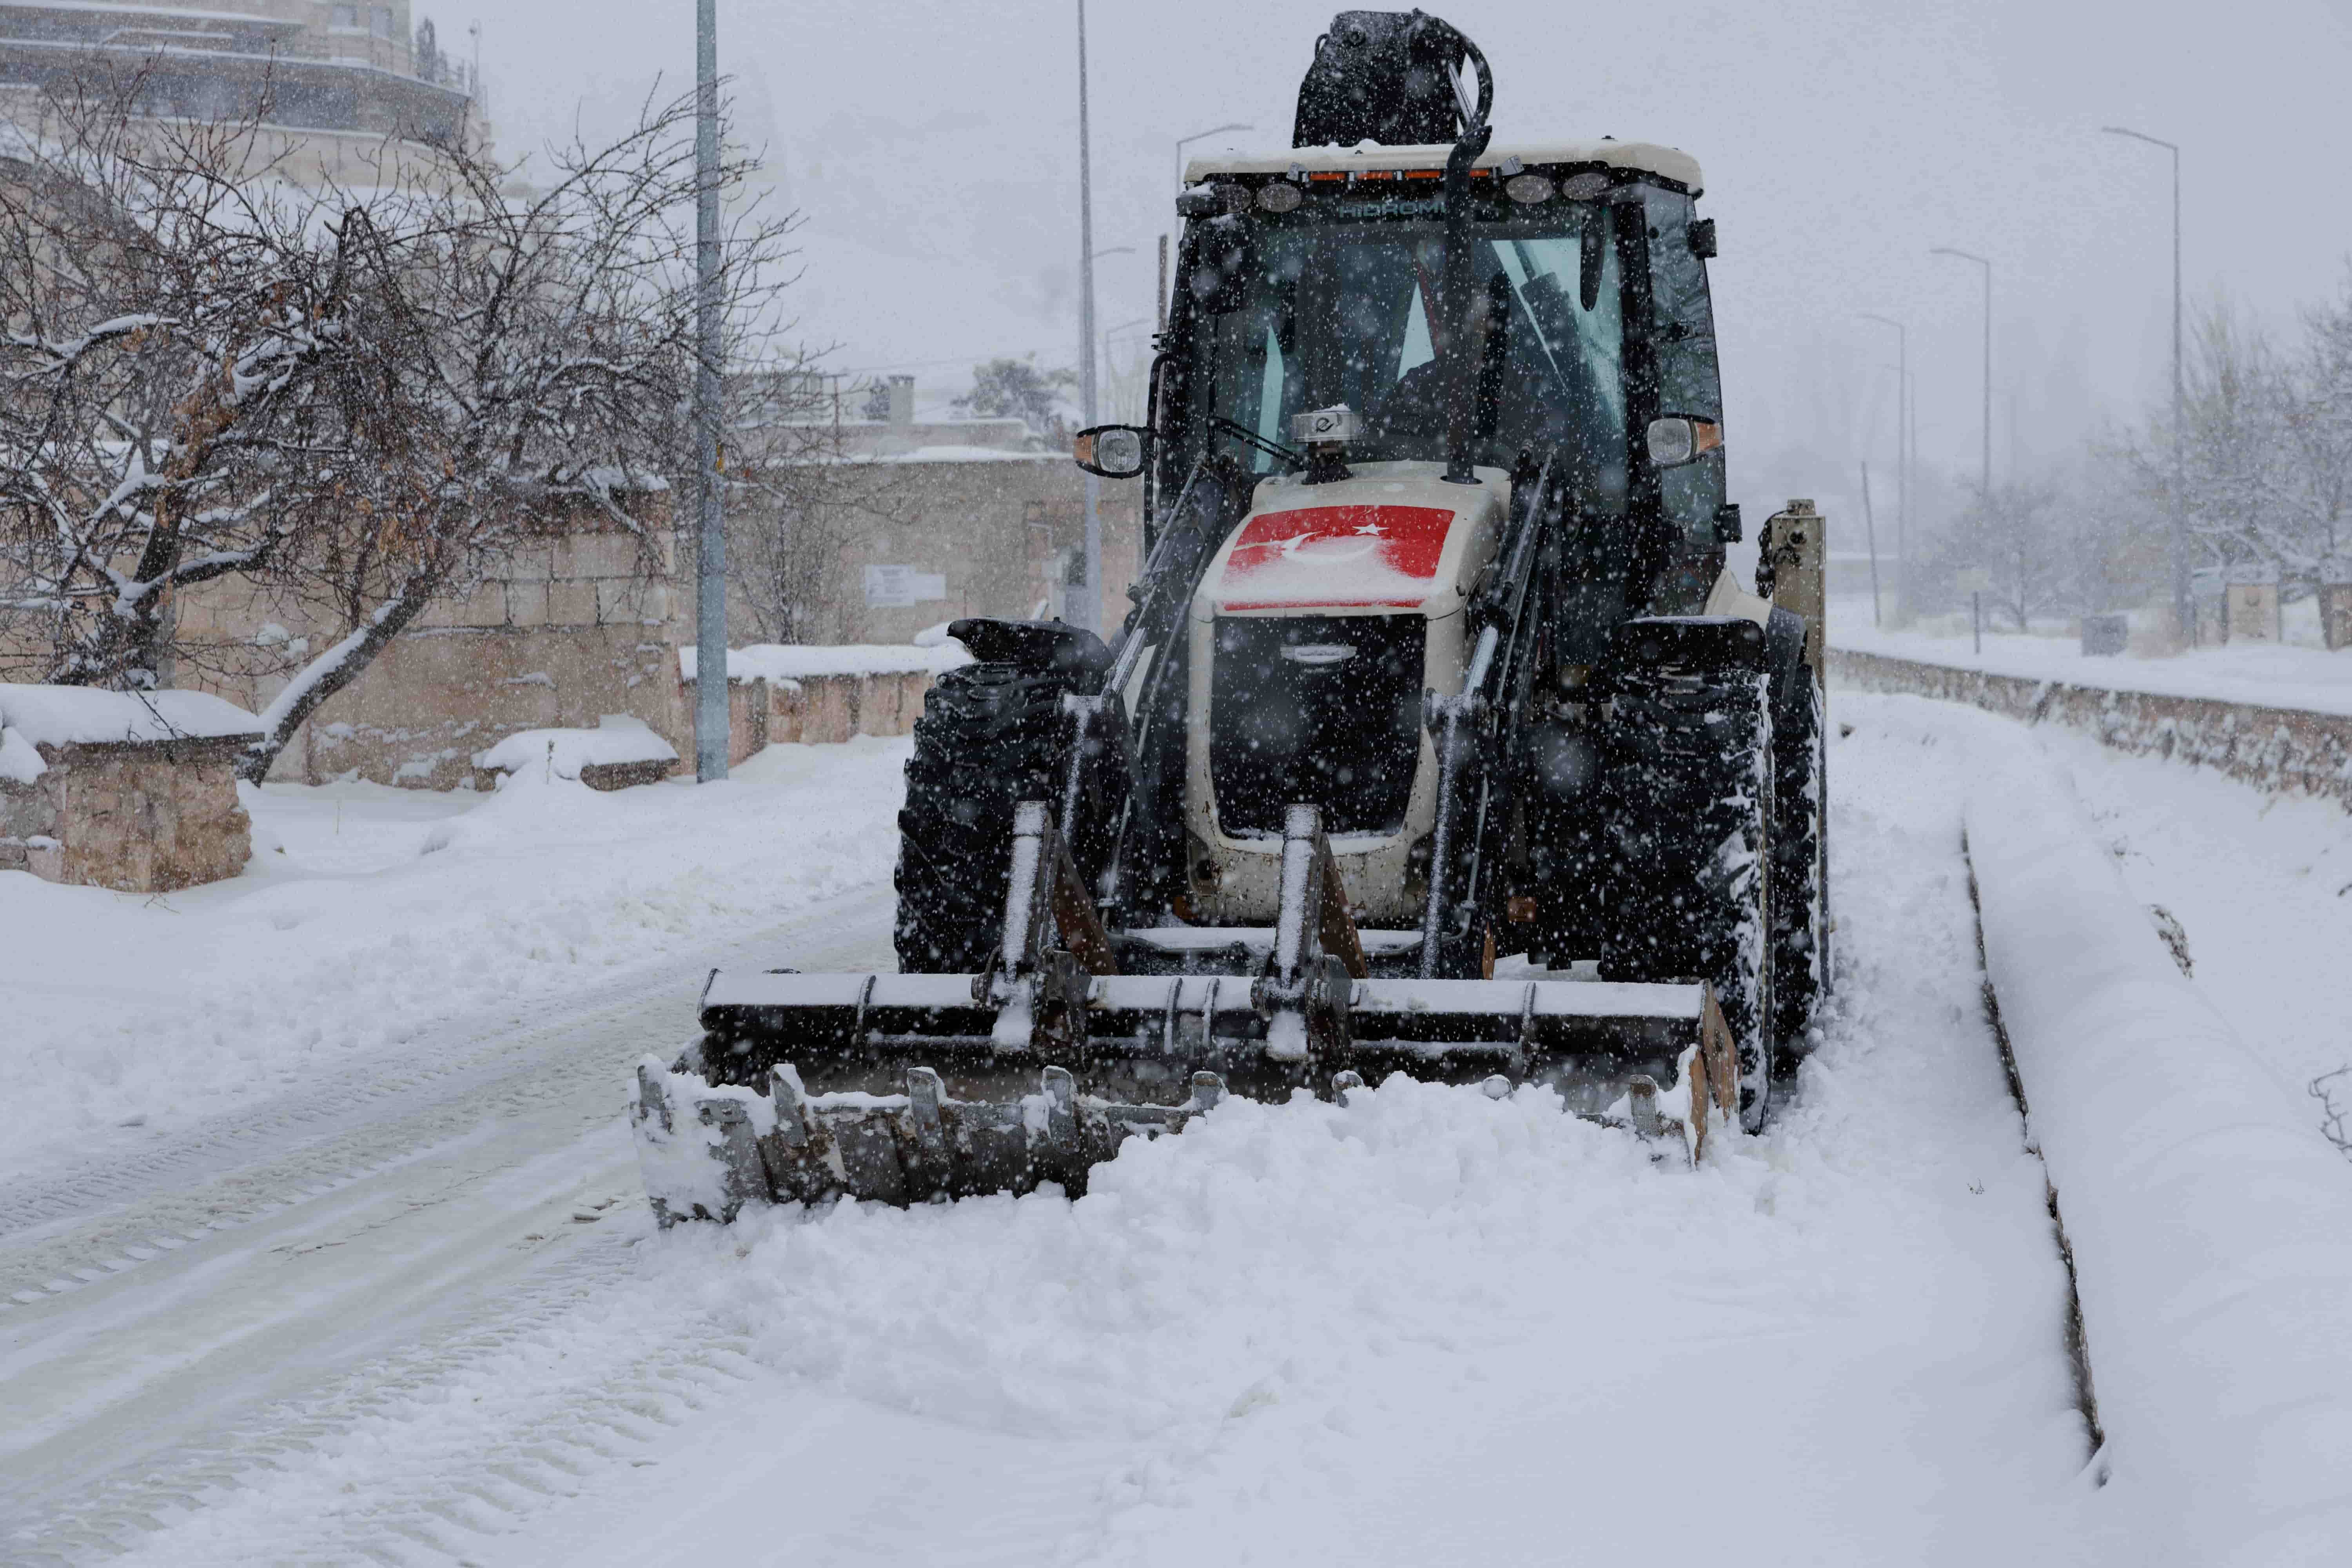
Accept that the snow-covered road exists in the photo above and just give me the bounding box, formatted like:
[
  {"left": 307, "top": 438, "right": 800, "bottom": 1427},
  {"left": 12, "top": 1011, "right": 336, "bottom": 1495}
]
[
  {"left": 4, "top": 696, "right": 2153, "bottom": 1565},
  {"left": 1, "top": 882, "right": 899, "bottom": 1561}
]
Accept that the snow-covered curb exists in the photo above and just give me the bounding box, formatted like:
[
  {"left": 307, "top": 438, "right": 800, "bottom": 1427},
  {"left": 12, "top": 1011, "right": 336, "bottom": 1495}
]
[{"left": 1960, "top": 709, "right": 2352, "bottom": 1564}]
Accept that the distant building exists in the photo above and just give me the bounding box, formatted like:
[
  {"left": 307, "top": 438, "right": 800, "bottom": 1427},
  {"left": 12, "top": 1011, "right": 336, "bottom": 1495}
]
[
  {"left": 0, "top": 0, "right": 491, "bottom": 179},
  {"left": 733, "top": 373, "right": 1142, "bottom": 648}
]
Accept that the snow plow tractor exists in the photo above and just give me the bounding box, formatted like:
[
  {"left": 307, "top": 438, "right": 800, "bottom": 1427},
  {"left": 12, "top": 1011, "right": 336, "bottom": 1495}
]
[{"left": 634, "top": 9, "right": 1830, "bottom": 1222}]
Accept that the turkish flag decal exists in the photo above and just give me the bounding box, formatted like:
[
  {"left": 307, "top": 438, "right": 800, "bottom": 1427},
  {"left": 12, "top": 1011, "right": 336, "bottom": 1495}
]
[{"left": 1219, "top": 504, "right": 1455, "bottom": 609}]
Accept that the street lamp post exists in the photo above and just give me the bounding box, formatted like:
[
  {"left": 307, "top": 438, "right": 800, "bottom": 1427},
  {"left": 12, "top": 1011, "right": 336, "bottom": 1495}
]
[
  {"left": 2103, "top": 125, "right": 2190, "bottom": 641},
  {"left": 1929, "top": 247, "right": 1994, "bottom": 510},
  {"left": 1074, "top": 1, "right": 1102, "bottom": 633},
  {"left": 1859, "top": 312, "right": 1908, "bottom": 618},
  {"left": 692, "top": 0, "right": 726, "bottom": 780},
  {"left": 1101, "top": 314, "right": 1151, "bottom": 420},
  {"left": 1174, "top": 121, "right": 1254, "bottom": 194}
]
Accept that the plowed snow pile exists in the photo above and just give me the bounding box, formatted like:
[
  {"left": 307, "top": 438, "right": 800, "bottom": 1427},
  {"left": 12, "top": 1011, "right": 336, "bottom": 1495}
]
[{"left": 108, "top": 699, "right": 2117, "bottom": 1568}]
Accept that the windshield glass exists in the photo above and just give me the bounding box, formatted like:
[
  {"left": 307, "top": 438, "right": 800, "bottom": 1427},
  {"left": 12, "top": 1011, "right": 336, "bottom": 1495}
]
[{"left": 1186, "top": 203, "right": 1626, "bottom": 510}]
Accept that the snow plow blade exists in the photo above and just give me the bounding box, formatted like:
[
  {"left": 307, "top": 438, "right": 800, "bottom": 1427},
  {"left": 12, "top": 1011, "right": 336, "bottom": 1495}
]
[
  {"left": 633, "top": 969, "right": 1737, "bottom": 1221},
  {"left": 632, "top": 803, "right": 1737, "bottom": 1222}
]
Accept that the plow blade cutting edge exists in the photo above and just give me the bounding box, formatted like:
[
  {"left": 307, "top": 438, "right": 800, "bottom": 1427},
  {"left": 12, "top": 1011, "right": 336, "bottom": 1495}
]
[{"left": 633, "top": 804, "right": 1738, "bottom": 1221}]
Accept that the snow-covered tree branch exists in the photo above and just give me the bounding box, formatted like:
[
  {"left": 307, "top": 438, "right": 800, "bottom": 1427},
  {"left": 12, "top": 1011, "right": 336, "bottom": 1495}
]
[{"left": 0, "top": 61, "right": 801, "bottom": 778}]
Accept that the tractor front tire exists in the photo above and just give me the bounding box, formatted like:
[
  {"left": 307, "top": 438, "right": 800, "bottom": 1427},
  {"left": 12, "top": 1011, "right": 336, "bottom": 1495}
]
[
  {"left": 1601, "top": 663, "right": 1777, "bottom": 1131},
  {"left": 893, "top": 664, "right": 1126, "bottom": 974}
]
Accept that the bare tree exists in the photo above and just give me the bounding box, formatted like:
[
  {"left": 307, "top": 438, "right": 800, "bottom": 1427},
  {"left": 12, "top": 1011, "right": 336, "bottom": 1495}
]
[
  {"left": 0, "top": 63, "right": 799, "bottom": 779},
  {"left": 235, "top": 88, "right": 798, "bottom": 780},
  {"left": 1934, "top": 477, "right": 2071, "bottom": 630},
  {"left": 955, "top": 356, "right": 1074, "bottom": 439},
  {"left": 2285, "top": 265, "right": 2352, "bottom": 562},
  {"left": 721, "top": 360, "right": 908, "bottom": 644},
  {"left": 2, "top": 72, "right": 359, "bottom": 690}
]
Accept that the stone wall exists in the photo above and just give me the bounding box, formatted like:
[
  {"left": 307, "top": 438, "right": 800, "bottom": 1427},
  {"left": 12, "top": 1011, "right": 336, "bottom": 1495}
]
[
  {"left": 0, "top": 736, "right": 253, "bottom": 892},
  {"left": 679, "top": 670, "right": 937, "bottom": 760},
  {"left": 1828, "top": 647, "right": 2352, "bottom": 809},
  {"left": 174, "top": 495, "right": 691, "bottom": 789},
  {"left": 750, "top": 454, "right": 1142, "bottom": 648},
  {"left": 67, "top": 448, "right": 1142, "bottom": 792}
]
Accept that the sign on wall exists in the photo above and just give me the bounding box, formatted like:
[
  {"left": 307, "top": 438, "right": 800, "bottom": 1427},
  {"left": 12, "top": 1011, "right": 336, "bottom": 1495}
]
[{"left": 864, "top": 565, "right": 947, "bottom": 608}]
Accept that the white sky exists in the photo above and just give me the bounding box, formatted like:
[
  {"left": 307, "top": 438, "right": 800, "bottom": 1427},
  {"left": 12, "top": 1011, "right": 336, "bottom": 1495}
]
[{"left": 467, "top": 0, "right": 2352, "bottom": 511}]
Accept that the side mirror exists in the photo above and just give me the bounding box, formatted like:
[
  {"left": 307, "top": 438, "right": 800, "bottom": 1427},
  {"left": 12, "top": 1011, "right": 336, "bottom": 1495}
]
[
  {"left": 1644, "top": 415, "right": 1722, "bottom": 468},
  {"left": 1074, "top": 424, "right": 1149, "bottom": 479}
]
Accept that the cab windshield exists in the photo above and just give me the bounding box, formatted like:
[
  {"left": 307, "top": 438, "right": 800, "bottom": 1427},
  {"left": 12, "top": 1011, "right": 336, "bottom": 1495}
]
[{"left": 1185, "top": 203, "right": 1628, "bottom": 511}]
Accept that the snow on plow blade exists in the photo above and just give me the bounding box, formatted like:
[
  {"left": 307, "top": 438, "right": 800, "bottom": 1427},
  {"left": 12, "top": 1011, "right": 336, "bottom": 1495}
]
[
  {"left": 632, "top": 970, "right": 1738, "bottom": 1221},
  {"left": 632, "top": 804, "right": 1737, "bottom": 1222}
]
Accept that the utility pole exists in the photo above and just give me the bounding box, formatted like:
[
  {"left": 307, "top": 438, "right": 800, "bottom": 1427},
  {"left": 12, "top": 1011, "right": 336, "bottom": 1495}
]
[
  {"left": 692, "top": 0, "right": 727, "bottom": 779},
  {"left": 2103, "top": 125, "right": 2190, "bottom": 641},
  {"left": 1859, "top": 313, "right": 1908, "bottom": 617},
  {"left": 1075, "top": 0, "right": 1100, "bottom": 634},
  {"left": 1859, "top": 460, "right": 1882, "bottom": 627}
]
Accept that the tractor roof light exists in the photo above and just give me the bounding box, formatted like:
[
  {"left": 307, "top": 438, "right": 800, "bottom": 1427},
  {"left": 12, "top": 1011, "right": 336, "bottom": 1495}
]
[{"left": 1504, "top": 172, "right": 1555, "bottom": 204}]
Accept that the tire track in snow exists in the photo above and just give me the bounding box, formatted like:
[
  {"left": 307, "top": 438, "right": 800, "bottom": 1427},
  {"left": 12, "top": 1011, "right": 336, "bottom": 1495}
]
[
  {"left": 1, "top": 886, "right": 898, "bottom": 1564},
  {"left": 9, "top": 1230, "right": 692, "bottom": 1565},
  {"left": 0, "top": 885, "right": 891, "bottom": 1307}
]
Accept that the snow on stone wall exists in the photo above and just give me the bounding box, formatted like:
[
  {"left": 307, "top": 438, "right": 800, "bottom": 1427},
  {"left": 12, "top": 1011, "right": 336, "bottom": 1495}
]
[
  {"left": 675, "top": 642, "right": 970, "bottom": 684},
  {"left": 1830, "top": 648, "right": 2352, "bottom": 808}
]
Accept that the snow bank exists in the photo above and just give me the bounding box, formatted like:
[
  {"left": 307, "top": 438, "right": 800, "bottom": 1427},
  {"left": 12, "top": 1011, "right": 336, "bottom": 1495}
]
[
  {"left": 1960, "top": 708, "right": 2352, "bottom": 1564},
  {"left": 677, "top": 641, "right": 971, "bottom": 684},
  {"left": 471, "top": 715, "right": 677, "bottom": 779},
  {"left": 0, "top": 685, "right": 261, "bottom": 753}
]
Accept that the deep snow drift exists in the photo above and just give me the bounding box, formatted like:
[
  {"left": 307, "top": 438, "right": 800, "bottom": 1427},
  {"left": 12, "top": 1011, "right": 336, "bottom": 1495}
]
[{"left": 82, "top": 698, "right": 2117, "bottom": 1567}]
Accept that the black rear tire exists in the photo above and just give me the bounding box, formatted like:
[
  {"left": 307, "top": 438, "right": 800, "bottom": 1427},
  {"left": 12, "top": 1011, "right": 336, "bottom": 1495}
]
[
  {"left": 1601, "top": 662, "right": 1776, "bottom": 1131},
  {"left": 893, "top": 664, "right": 1125, "bottom": 974},
  {"left": 1768, "top": 671, "right": 1826, "bottom": 1063}
]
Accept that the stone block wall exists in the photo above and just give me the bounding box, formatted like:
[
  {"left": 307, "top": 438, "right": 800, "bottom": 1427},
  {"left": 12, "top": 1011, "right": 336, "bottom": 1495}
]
[
  {"left": 1828, "top": 648, "right": 2352, "bottom": 809},
  {"left": 173, "top": 497, "right": 691, "bottom": 789},
  {"left": 678, "top": 670, "right": 936, "bottom": 757},
  {"left": 0, "top": 737, "right": 253, "bottom": 892},
  {"left": 760, "top": 456, "right": 1141, "bottom": 647}
]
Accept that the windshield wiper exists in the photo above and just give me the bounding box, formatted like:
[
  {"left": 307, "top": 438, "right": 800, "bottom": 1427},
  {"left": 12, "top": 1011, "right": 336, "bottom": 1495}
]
[{"left": 1209, "top": 415, "right": 1303, "bottom": 471}]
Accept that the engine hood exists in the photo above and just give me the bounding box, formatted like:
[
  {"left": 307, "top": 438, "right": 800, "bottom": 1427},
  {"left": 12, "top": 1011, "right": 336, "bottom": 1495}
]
[{"left": 1193, "top": 461, "right": 1510, "bottom": 621}]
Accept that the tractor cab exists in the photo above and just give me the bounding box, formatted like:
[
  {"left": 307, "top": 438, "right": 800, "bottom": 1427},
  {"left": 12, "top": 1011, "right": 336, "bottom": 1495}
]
[{"left": 1158, "top": 136, "right": 1734, "bottom": 614}]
